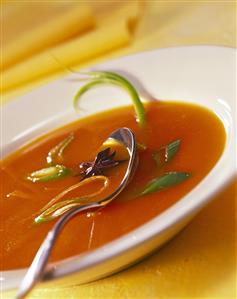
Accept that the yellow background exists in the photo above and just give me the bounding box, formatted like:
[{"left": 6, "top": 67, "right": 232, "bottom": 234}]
[{"left": 1, "top": 1, "right": 236, "bottom": 298}]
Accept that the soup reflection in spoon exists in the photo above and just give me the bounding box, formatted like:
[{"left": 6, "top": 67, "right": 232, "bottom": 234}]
[{"left": 15, "top": 127, "right": 137, "bottom": 299}]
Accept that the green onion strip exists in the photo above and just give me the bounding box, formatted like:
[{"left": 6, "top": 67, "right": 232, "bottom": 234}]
[
  {"left": 26, "top": 134, "right": 74, "bottom": 183},
  {"left": 35, "top": 175, "right": 109, "bottom": 223},
  {"left": 152, "top": 139, "right": 181, "bottom": 167},
  {"left": 26, "top": 165, "right": 71, "bottom": 182},
  {"left": 46, "top": 133, "right": 74, "bottom": 166},
  {"left": 73, "top": 71, "right": 146, "bottom": 127},
  {"left": 141, "top": 172, "right": 190, "bottom": 195}
]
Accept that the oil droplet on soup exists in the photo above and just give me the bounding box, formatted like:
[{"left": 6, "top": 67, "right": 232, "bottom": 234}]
[{"left": 0, "top": 101, "right": 225, "bottom": 270}]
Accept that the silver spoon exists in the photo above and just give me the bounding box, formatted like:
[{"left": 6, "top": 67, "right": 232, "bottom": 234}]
[{"left": 15, "top": 127, "right": 137, "bottom": 299}]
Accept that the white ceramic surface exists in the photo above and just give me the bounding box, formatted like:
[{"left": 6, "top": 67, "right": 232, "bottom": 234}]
[{"left": 1, "top": 46, "right": 236, "bottom": 290}]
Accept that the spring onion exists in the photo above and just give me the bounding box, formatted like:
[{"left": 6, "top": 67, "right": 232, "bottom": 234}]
[
  {"left": 35, "top": 175, "right": 109, "bottom": 223},
  {"left": 152, "top": 139, "right": 181, "bottom": 166},
  {"left": 73, "top": 71, "right": 146, "bottom": 127},
  {"left": 26, "top": 165, "right": 71, "bottom": 182},
  {"left": 141, "top": 172, "right": 190, "bottom": 195},
  {"left": 46, "top": 133, "right": 74, "bottom": 166}
]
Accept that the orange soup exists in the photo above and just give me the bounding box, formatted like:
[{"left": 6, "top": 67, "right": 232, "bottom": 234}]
[{"left": 0, "top": 101, "right": 225, "bottom": 270}]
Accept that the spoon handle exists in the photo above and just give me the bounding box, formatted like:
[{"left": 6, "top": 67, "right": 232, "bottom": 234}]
[{"left": 15, "top": 202, "right": 100, "bottom": 299}]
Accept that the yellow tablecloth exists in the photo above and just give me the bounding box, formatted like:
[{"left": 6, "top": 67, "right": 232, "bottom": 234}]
[{"left": 1, "top": 1, "right": 236, "bottom": 298}]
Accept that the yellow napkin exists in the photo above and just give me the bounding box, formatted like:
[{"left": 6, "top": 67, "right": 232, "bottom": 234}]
[
  {"left": 2, "top": 1, "right": 236, "bottom": 298},
  {"left": 2, "top": 20, "right": 131, "bottom": 91},
  {"left": 2, "top": 2, "right": 95, "bottom": 70},
  {"left": 1, "top": 1, "right": 141, "bottom": 98}
]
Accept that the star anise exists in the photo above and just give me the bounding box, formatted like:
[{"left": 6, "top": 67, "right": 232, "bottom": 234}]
[{"left": 80, "top": 147, "right": 125, "bottom": 180}]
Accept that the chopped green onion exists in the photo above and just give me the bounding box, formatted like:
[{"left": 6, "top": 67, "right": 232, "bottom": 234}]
[
  {"left": 26, "top": 165, "right": 71, "bottom": 182},
  {"left": 153, "top": 139, "right": 181, "bottom": 166},
  {"left": 35, "top": 199, "right": 86, "bottom": 223},
  {"left": 165, "top": 139, "right": 181, "bottom": 162},
  {"left": 73, "top": 71, "right": 146, "bottom": 127},
  {"left": 35, "top": 175, "right": 109, "bottom": 223},
  {"left": 141, "top": 172, "right": 190, "bottom": 195},
  {"left": 40, "top": 175, "right": 109, "bottom": 212},
  {"left": 46, "top": 133, "right": 74, "bottom": 166}
]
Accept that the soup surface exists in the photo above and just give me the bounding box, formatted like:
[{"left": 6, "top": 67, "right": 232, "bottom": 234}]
[{"left": 0, "top": 101, "right": 225, "bottom": 270}]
